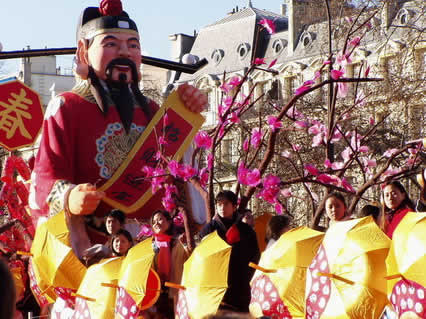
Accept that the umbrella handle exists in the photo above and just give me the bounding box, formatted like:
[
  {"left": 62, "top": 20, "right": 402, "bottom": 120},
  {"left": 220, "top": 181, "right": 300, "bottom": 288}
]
[
  {"left": 101, "top": 283, "right": 120, "bottom": 289},
  {"left": 248, "top": 262, "right": 277, "bottom": 273},
  {"left": 165, "top": 282, "right": 186, "bottom": 290},
  {"left": 317, "top": 272, "right": 355, "bottom": 285},
  {"left": 385, "top": 274, "right": 403, "bottom": 280},
  {"left": 17, "top": 251, "right": 33, "bottom": 257}
]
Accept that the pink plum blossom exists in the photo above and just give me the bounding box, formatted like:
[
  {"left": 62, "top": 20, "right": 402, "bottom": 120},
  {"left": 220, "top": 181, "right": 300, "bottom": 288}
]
[
  {"left": 365, "top": 65, "right": 371, "bottom": 77},
  {"left": 158, "top": 136, "right": 168, "bottom": 146},
  {"left": 281, "top": 150, "right": 292, "bottom": 159},
  {"left": 238, "top": 163, "right": 261, "bottom": 187},
  {"left": 257, "top": 175, "right": 281, "bottom": 204},
  {"left": 331, "top": 69, "right": 345, "bottom": 80},
  {"left": 294, "top": 121, "right": 309, "bottom": 129},
  {"left": 317, "top": 174, "right": 341, "bottom": 186},
  {"left": 323, "top": 60, "right": 331, "bottom": 65},
  {"left": 268, "top": 59, "right": 277, "bottom": 68},
  {"left": 349, "top": 36, "right": 361, "bottom": 47},
  {"left": 138, "top": 224, "right": 153, "bottom": 238},
  {"left": 337, "top": 82, "right": 348, "bottom": 98},
  {"left": 304, "top": 164, "right": 320, "bottom": 176},
  {"left": 267, "top": 116, "right": 283, "bottom": 132},
  {"left": 207, "top": 153, "right": 214, "bottom": 170},
  {"left": 292, "top": 144, "right": 301, "bottom": 152},
  {"left": 229, "top": 112, "right": 241, "bottom": 124},
  {"left": 275, "top": 203, "right": 284, "bottom": 215},
  {"left": 254, "top": 58, "right": 266, "bottom": 65},
  {"left": 251, "top": 128, "right": 263, "bottom": 148},
  {"left": 341, "top": 178, "right": 355, "bottom": 193},
  {"left": 259, "top": 19, "right": 276, "bottom": 34},
  {"left": 281, "top": 188, "right": 292, "bottom": 198},
  {"left": 194, "top": 131, "right": 213, "bottom": 149},
  {"left": 199, "top": 168, "right": 209, "bottom": 188},
  {"left": 243, "top": 138, "right": 250, "bottom": 152},
  {"left": 228, "top": 76, "right": 242, "bottom": 87}
]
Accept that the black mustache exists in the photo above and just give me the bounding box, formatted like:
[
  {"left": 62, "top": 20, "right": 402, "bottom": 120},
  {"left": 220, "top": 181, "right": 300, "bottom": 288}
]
[{"left": 105, "top": 58, "right": 139, "bottom": 83}]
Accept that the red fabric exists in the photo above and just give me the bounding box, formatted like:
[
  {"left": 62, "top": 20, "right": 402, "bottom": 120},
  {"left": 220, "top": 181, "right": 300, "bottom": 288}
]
[
  {"left": 154, "top": 233, "right": 172, "bottom": 281},
  {"left": 225, "top": 224, "right": 240, "bottom": 244},
  {"left": 386, "top": 207, "right": 412, "bottom": 239},
  {"left": 33, "top": 92, "right": 159, "bottom": 220},
  {"left": 99, "top": 0, "right": 123, "bottom": 16}
]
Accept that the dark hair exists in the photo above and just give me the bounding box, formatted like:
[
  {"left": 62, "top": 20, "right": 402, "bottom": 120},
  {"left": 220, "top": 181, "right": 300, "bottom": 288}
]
[
  {"left": 150, "top": 210, "right": 173, "bottom": 235},
  {"left": 325, "top": 192, "right": 347, "bottom": 208},
  {"left": 215, "top": 190, "right": 238, "bottom": 206},
  {"left": 359, "top": 204, "right": 380, "bottom": 222},
  {"left": 266, "top": 215, "right": 292, "bottom": 242},
  {"left": 107, "top": 209, "right": 126, "bottom": 225},
  {"left": 0, "top": 259, "right": 16, "bottom": 319},
  {"left": 111, "top": 229, "right": 133, "bottom": 256}
]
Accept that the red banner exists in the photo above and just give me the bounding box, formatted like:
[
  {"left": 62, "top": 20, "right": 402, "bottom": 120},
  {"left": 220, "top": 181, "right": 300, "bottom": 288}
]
[
  {"left": 0, "top": 78, "right": 44, "bottom": 150},
  {"left": 98, "top": 91, "right": 205, "bottom": 214}
]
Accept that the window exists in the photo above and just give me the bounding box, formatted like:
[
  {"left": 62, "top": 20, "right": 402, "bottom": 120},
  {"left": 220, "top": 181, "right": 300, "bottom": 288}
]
[
  {"left": 272, "top": 39, "right": 286, "bottom": 55},
  {"left": 283, "top": 75, "right": 298, "bottom": 100},
  {"left": 211, "top": 49, "right": 224, "bottom": 65},
  {"left": 237, "top": 43, "right": 251, "bottom": 60},
  {"left": 221, "top": 139, "right": 238, "bottom": 164}
]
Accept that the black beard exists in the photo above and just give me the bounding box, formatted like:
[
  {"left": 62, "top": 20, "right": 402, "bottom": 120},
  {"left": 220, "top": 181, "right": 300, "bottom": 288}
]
[{"left": 87, "top": 58, "right": 152, "bottom": 134}]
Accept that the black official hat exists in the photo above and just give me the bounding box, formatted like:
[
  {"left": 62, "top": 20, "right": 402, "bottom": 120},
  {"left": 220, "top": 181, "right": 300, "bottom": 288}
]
[{"left": 76, "top": 0, "right": 138, "bottom": 41}]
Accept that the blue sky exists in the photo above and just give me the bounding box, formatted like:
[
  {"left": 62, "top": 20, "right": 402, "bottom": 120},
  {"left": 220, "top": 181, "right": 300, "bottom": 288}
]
[{"left": 1, "top": 0, "right": 283, "bottom": 73}]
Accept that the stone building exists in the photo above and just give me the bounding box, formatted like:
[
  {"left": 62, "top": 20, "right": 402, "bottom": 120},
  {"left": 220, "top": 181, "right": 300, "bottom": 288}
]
[{"left": 168, "top": 0, "right": 425, "bottom": 219}]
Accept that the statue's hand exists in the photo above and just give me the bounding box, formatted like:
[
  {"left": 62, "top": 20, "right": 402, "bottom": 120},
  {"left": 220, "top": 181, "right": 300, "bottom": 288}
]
[
  {"left": 177, "top": 83, "right": 208, "bottom": 113},
  {"left": 68, "top": 183, "right": 105, "bottom": 215}
]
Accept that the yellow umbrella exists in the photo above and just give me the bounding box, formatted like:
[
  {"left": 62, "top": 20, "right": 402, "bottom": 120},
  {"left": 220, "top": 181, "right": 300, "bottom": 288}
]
[
  {"left": 249, "top": 226, "right": 324, "bottom": 319},
  {"left": 305, "top": 216, "right": 391, "bottom": 319},
  {"left": 30, "top": 211, "right": 86, "bottom": 302},
  {"left": 386, "top": 212, "right": 426, "bottom": 318},
  {"left": 76, "top": 256, "right": 124, "bottom": 319},
  {"left": 114, "top": 237, "right": 161, "bottom": 318},
  {"left": 174, "top": 231, "right": 231, "bottom": 319}
]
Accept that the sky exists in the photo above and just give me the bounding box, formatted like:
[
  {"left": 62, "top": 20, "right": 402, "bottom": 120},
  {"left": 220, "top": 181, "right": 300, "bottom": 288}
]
[{"left": 0, "top": 0, "right": 283, "bottom": 73}]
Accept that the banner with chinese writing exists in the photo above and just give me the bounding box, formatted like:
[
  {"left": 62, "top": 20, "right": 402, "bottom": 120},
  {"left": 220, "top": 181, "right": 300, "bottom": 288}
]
[
  {"left": 98, "top": 91, "right": 205, "bottom": 214},
  {"left": 0, "top": 78, "right": 44, "bottom": 150}
]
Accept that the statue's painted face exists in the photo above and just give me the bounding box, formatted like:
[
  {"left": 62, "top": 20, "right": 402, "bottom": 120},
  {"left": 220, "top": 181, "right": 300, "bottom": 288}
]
[{"left": 86, "top": 32, "right": 141, "bottom": 83}]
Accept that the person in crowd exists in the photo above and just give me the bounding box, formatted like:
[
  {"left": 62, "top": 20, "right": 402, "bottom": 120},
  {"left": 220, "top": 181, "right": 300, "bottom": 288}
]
[
  {"left": 324, "top": 192, "right": 350, "bottom": 225},
  {"left": 105, "top": 209, "right": 126, "bottom": 235},
  {"left": 379, "top": 181, "right": 415, "bottom": 239},
  {"left": 265, "top": 215, "right": 292, "bottom": 249},
  {"left": 29, "top": 0, "right": 208, "bottom": 260},
  {"left": 199, "top": 191, "right": 260, "bottom": 313},
  {"left": 0, "top": 258, "right": 16, "bottom": 319},
  {"left": 110, "top": 229, "right": 133, "bottom": 257},
  {"left": 150, "top": 209, "right": 192, "bottom": 318},
  {"left": 359, "top": 204, "right": 380, "bottom": 224},
  {"left": 241, "top": 209, "right": 255, "bottom": 228}
]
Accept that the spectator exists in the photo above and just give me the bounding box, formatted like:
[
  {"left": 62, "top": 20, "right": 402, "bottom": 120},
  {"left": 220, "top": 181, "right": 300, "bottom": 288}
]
[
  {"left": 0, "top": 258, "right": 16, "bottom": 319},
  {"left": 324, "top": 192, "right": 349, "bottom": 224},
  {"left": 199, "top": 191, "right": 260, "bottom": 312},
  {"left": 105, "top": 209, "right": 126, "bottom": 235},
  {"left": 265, "top": 215, "right": 292, "bottom": 249},
  {"left": 110, "top": 229, "right": 133, "bottom": 257},
  {"left": 151, "top": 209, "right": 191, "bottom": 317},
  {"left": 380, "top": 181, "right": 415, "bottom": 239}
]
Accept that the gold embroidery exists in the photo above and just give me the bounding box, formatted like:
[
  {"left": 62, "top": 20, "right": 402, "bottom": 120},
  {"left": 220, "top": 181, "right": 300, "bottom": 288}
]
[{"left": 103, "top": 129, "right": 141, "bottom": 177}]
